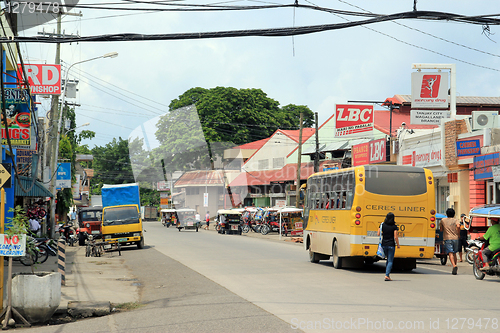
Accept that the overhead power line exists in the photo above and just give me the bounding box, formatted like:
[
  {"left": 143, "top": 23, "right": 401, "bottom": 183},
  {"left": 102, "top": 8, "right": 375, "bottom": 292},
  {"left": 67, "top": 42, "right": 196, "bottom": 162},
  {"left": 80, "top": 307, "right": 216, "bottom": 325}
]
[{"left": 6, "top": 10, "right": 500, "bottom": 44}]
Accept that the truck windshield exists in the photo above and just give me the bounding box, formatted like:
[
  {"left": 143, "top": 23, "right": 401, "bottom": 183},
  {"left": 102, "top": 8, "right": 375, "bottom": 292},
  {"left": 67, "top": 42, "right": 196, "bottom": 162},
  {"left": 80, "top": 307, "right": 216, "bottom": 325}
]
[{"left": 103, "top": 207, "right": 140, "bottom": 226}]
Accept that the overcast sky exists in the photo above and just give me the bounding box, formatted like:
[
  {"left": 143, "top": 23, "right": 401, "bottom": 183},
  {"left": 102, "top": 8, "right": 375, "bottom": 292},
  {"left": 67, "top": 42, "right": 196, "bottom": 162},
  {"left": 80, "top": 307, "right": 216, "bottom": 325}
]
[{"left": 17, "top": 1, "right": 500, "bottom": 148}]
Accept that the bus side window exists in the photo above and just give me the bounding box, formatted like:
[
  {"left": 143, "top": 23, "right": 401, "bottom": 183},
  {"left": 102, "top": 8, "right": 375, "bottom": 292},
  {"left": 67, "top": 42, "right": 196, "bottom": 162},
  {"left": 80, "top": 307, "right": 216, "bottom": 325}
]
[
  {"left": 346, "top": 190, "right": 354, "bottom": 209},
  {"left": 341, "top": 192, "right": 347, "bottom": 209}
]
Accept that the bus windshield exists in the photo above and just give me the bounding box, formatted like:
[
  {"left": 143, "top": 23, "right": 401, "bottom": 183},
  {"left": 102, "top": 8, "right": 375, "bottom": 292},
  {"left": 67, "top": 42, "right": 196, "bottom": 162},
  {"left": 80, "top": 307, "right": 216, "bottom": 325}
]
[{"left": 103, "top": 206, "right": 140, "bottom": 226}]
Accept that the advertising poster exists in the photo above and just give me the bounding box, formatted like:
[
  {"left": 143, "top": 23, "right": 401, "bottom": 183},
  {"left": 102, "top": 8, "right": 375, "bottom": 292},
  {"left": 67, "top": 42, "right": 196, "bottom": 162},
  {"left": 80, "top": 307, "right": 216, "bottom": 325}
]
[
  {"left": 352, "top": 142, "right": 369, "bottom": 166},
  {"left": 1, "top": 88, "right": 32, "bottom": 148},
  {"left": 411, "top": 72, "right": 449, "bottom": 109},
  {"left": 335, "top": 104, "right": 373, "bottom": 137},
  {"left": 56, "top": 162, "right": 71, "bottom": 189}
]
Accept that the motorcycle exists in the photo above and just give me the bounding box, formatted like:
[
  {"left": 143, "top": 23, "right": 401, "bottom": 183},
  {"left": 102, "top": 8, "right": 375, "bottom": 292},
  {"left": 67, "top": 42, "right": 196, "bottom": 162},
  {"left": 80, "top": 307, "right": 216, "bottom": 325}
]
[
  {"left": 465, "top": 239, "right": 483, "bottom": 264},
  {"left": 472, "top": 239, "right": 500, "bottom": 280},
  {"left": 58, "top": 222, "right": 77, "bottom": 246}
]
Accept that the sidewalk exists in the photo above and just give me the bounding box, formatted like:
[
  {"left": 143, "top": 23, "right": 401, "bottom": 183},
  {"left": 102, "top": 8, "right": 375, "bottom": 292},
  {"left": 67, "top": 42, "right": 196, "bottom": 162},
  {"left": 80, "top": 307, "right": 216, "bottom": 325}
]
[{"left": 3, "top": 244, "right": 139, "bottom": 314}]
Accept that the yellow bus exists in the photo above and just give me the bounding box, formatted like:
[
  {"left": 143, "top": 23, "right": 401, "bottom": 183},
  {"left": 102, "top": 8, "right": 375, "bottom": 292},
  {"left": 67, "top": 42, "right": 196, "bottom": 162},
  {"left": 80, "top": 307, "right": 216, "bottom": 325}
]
[{"left": 304, "top": 165, "right": 436, "bottom": 270}]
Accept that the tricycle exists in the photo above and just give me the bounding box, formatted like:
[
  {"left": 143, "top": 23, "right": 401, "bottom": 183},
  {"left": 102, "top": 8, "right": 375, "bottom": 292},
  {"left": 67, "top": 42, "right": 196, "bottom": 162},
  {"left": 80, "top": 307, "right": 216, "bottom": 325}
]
[
  {"left": 176, "top": 208, "right": 200, "bottom": 232},
  {"left": 216, "top": 209, "right": 243, "bottom": 235}
]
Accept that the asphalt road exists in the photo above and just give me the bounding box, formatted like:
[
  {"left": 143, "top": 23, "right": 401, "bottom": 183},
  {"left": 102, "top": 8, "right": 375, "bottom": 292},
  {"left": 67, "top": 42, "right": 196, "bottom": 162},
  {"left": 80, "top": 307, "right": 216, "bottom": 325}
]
[
  {"left": 27, "top": 222, "right": 500, "bottom": 332},
  {"left": 146, "top": 222, "right": 500, "bottom": 333}
]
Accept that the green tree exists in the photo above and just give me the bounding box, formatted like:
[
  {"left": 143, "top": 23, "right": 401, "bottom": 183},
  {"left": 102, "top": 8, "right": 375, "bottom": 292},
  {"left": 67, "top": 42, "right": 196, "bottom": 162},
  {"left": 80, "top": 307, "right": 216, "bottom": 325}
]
[
  {"left": 154, "top": 87, "right": 314, "bottom": 172},
  {"left": 91, "top": 137, "right": 136, "bottom": 190}
]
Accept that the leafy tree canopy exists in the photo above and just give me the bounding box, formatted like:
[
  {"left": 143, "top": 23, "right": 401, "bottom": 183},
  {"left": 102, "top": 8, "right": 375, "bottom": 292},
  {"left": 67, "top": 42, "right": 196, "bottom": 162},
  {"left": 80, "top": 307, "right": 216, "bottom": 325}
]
[{"left": 153, "top": 87, "right": 314, "bottom": 171}]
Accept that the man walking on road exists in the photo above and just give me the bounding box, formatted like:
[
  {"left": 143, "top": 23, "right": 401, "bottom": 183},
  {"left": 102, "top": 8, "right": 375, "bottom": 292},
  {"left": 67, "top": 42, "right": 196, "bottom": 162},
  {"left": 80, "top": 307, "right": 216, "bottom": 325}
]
[{"left": 440, "top": 208, "right": 461, "bottom": 275}]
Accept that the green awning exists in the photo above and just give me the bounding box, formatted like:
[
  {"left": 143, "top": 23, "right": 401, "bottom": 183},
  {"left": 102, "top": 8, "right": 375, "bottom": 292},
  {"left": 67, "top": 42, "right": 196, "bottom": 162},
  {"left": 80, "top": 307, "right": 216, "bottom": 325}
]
[{"left": 15, "top": 176, "right": 53, "bottom": 198}]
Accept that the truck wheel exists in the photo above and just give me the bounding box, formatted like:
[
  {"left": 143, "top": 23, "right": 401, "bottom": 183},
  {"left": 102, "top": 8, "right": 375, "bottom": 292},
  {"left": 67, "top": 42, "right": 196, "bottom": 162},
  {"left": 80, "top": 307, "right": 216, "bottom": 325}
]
[{"left": 137, "top": 237, "right": 144, "bottom": 249}]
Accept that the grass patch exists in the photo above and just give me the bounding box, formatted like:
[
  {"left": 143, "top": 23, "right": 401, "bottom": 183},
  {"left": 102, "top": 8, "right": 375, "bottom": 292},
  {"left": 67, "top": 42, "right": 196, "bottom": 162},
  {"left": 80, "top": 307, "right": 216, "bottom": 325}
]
[{"left": 113, "top": 302, "right": 143, "bottom": 311}]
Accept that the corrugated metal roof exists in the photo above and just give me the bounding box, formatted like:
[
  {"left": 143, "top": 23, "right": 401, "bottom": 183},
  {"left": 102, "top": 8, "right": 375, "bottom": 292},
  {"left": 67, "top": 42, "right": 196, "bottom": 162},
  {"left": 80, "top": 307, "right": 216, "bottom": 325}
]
[
  {"left": 15, "top": 176, "right": 53, "bottom": 198},
  {"left": 175, "top": 170, "right": 225, "bottom": 187},
  {"left": 322, "top": 140, "right": 349, "bottom": 152},
  {"left": 346, "top": 139, "right": 371, "bottom": 148},
  {"left": 301, "top": 143, "right": 326, "bottom": 155}
]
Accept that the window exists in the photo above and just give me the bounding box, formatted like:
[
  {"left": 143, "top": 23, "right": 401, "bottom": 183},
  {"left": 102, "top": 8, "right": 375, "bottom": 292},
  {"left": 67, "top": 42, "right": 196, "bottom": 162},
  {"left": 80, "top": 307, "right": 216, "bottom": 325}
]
[
  {"left": 258, "top": 159, "right": 269, "bottom": 170},
  {"left": 365, "top": 170, "right": 426, "bottom": 196},
  {"left": 273, "top": 157, "right": 285, "bottom": 169}
]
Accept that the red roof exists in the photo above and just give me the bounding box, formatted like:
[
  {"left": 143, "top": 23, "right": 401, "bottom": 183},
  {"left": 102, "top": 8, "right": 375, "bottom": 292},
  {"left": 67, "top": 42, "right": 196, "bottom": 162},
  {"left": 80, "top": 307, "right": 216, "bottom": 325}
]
[
  {"left": 175, "top": 170, "right": 225, "bottom": 187},
  {"left": 374, "top": 110, "right": 438, "bottom": 136},
  {"left": 233, "top": 138, "right": 269, "bottom": 150},
  {"left": 279, "top": 128, "right": 315, "bottom": 144}
]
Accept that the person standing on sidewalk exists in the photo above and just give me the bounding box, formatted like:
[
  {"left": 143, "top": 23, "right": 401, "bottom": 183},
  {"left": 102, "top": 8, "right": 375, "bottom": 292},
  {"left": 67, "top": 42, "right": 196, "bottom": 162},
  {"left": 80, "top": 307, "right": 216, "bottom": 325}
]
[
  {"left": 377, "top": 212, "right": 399, "bottom": 281},
  {"left": 458, "top": 213, "right": 469, "bottom": 262},
  {"left": 204, "top": 211, "right": 210, "bottom": 230},
  {"left": 440, "top": 208, "right": 461, "bottom": 275},
  {"left": 195, "top": 211, "right": 201, "bottom": 229}
]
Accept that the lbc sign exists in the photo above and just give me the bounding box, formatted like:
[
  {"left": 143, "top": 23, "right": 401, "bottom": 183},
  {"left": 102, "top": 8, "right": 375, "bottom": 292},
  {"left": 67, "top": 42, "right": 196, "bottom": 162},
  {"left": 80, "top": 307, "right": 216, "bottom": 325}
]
[
  {"left": 335, "top": 104, "right": 374, "bottom": 137},
  {"left": 17, "top": 64, "right": 61, "bottom": 95}
]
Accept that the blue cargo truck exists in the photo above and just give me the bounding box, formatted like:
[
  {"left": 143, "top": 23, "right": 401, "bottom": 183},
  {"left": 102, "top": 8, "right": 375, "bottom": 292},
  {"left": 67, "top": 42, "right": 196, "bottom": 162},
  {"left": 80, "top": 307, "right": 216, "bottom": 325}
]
[{"left": 101, "top": 183, "right": 144, "bottom": 249}]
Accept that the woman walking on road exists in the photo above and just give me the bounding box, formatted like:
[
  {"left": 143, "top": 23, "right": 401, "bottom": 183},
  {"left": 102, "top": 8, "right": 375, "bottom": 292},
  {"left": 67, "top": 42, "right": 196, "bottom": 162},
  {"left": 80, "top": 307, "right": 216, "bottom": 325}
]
[{"left": 378, "top": 212, "right": 400, "bottom": 281}]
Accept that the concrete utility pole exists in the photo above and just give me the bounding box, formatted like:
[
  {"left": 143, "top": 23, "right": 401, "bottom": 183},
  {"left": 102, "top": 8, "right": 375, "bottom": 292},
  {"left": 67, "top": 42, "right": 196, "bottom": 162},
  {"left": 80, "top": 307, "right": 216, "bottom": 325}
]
[
  {"left": 314, "top": 112, "right": 319, "bottom": 173},
  {"left": 47, "top": 13, "right": 62, "bottom": 238},
  {"left": 295, "top": 113, "right": 303, "bottom": 207}
]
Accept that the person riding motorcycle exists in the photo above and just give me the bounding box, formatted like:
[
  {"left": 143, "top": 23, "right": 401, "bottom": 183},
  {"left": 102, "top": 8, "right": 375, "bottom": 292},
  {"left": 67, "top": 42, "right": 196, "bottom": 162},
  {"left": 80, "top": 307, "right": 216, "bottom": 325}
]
[{"left": 477, "top": 218, "right": 500, "bottom": 271}]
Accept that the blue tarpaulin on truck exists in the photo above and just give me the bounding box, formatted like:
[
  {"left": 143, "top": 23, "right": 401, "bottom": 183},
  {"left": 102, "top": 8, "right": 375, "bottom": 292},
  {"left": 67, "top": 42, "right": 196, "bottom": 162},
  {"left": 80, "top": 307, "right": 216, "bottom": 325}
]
[{"left": 102, "top": 183, "right": 140, "bottom": 208}]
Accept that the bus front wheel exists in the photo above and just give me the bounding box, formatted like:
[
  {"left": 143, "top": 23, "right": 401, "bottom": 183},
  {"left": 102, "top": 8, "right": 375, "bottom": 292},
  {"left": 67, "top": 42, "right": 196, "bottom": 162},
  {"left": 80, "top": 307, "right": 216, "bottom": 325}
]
[{"left": 332, "top": 241, "right": 342, "bottom": 269}]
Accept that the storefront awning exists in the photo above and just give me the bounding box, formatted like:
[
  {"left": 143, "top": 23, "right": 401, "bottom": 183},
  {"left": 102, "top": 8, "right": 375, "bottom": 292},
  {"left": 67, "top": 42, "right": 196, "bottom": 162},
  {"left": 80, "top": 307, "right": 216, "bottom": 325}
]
[
  {"left": 301, "top": 144, "right": 326, "bottom": 155},
  {"left": 15, "top": 176, "right": 53, "bottom": 198},
  {"left": 469, "top": 204, "right": 500, "bottom": 218}
]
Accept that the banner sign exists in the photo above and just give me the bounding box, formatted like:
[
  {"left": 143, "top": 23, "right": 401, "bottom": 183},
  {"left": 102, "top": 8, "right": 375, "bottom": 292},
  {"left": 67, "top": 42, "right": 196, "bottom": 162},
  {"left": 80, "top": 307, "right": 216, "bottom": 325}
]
[
  {"left": 352, "top": 139, "right": 386, "bottom": 166},
  {"left": 1, "top": 88, "right": 32, "bottom": 148},
  {"left": 335, "top": 104, "right": 373, "bottom": 137},
  {"left": 0, "top": 234, "right": 26, "bottom": 256},
  {"left": 402, "top": 146, "right": 443, "bottom": 167},
  {"left": 493, "top": 166, "right": 500, "bottom": 183},
  {"left": 16, "top": 149, "right": 36, "bottom": 164},
  {"left": 352, "top": 142, "right": 369, "bottom": 166},
  {"left": 474, "top": 153, "right": 500, "bottom": 181},
  {"left": 411, "top": 72, "right": 449, "bottom": 109},
  {"left": 17, "top": 64, "right": 61, "bottom": 95},
  {"left": 457, "top": 139, "right": 481, "bottom": 157},
  {"left": 157, "top": 181, "right": 169, "bottom": 191},
  {"left": 56, "top": 162, "right": 71, "bottom": 189},
  {"left": 410, "top": 110, "right": 449, "bottom": 125}
]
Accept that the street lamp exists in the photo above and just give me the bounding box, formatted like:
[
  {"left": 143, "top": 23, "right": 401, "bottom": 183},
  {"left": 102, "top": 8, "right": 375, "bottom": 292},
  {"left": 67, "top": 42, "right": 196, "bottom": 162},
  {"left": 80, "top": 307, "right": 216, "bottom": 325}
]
[
  {"left": 49, "top": 52, "right": 118, "bottom": 237},
  {"left": 64, "top": 122, "right": 90, "bottom": 135}
]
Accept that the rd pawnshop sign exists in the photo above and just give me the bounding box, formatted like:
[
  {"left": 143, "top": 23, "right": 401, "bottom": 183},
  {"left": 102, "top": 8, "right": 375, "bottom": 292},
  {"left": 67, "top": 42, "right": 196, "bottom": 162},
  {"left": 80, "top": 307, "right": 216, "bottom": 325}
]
[
  {"left": 335, "top": 104, "right": 373, "bottom": 137},
  {"left": 17, "top": 64, "right": 61, "bottom": 95},
  {"left": 0, "top": 234, "right": 26, "bottom": 256},
  {"left": 411, "top": 72, "right": 449, "bottom": 109}
]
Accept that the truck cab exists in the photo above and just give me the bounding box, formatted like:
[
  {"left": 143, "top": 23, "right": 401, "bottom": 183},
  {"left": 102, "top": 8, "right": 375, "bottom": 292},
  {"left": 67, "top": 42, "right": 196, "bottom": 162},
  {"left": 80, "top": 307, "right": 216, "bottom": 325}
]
[
  {"left": 102, "top": 204, "right": 144, "bottom": 249},
  {"left": 78, "top": 206, "right": 103, "bottom": 246}
]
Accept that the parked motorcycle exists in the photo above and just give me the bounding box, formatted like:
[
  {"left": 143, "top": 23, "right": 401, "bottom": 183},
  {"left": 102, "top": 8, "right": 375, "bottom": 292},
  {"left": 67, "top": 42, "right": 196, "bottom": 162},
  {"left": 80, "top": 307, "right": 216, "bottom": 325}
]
[{"left": 472, "top": 239, "right": 500, "bottom": 280}]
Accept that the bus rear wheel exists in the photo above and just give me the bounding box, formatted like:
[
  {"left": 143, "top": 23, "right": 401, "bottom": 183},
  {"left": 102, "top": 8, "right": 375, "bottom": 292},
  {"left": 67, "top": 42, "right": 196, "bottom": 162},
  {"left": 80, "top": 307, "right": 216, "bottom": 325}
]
[
  {"left": 332, "top": 241, "right": 342, "bottom": 269},
  {"left": 309, "top": 246, "right": 320, "bottom": 263}
]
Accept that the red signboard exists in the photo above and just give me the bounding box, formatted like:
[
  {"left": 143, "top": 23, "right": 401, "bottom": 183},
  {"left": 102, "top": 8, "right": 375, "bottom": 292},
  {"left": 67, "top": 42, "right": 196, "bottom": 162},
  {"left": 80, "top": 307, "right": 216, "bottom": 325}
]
[
  {"left": 335, "top": 104, "right": 374, "bottom": 137},
  {"left": 17, "top": 64, "right": 61, "bottom": 95},
  {"left": 369, "top": 138, "right": 386, "bottom": 163},
  {"left": 352, "top": 139, "right": 386, "bottom": 166},
  {"left": 352, "top": 142, "right": 369, "bottom": 166}
]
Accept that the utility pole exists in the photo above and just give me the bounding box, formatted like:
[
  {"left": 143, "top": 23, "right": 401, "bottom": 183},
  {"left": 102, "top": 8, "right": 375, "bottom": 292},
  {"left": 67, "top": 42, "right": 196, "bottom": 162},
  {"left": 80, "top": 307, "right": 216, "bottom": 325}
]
[
  {"left": 314, "top": 112, "right": 319, "bottom": 173},
  {"left": 46, "top": 11, "right": 82, "bottom": 238},
  {"left": 47, "top": 13, "right": 61, "bottom": 238},
  {"left": 295, "top": 113, "right": 303, "bottom": 207}
]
